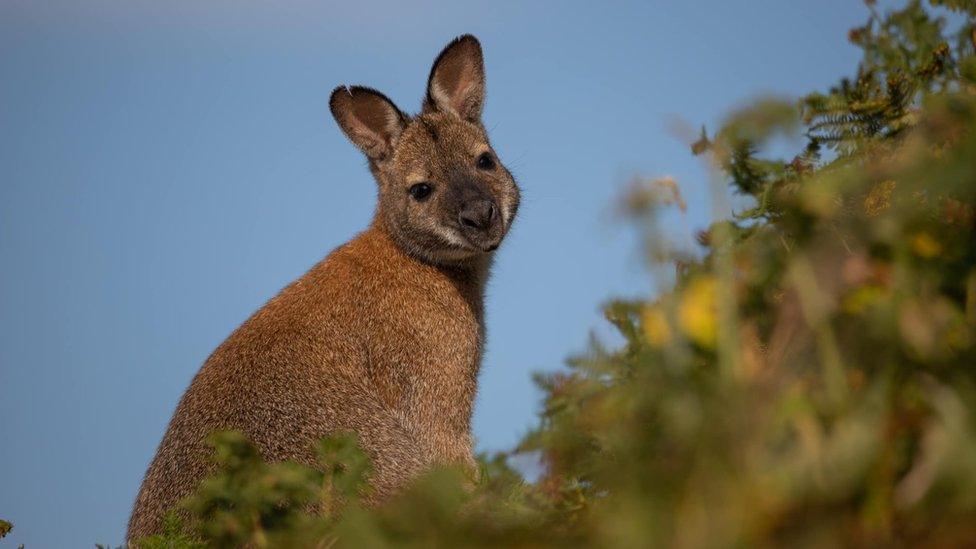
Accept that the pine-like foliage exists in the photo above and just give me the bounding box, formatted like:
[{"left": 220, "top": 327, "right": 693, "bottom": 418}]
[{"left": 98, "top": 2, "right": 976, "bottom": 547}]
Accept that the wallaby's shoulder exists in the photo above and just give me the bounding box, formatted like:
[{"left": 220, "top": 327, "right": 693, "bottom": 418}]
[
  {"left": 307, "top": 227, "right": 471, "bottom": 302},
  {"left": 199, "top": 233, "right": 385, "bottom": 372},
  {"left": 251, "top": 229, "right": 394, "bottom": 318}
]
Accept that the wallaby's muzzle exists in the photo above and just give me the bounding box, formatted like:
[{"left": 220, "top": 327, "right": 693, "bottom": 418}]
[
  {"left": 459, "top": 199, "right": 496, "bottom": 231},
  {"left": 458, "top": 198, "right": 503, "bottom": 251}
]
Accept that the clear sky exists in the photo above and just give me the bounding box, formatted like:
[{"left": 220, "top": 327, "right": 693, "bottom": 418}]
[{"left": 0, "top": 0, "right": 884, "bottom": 545}]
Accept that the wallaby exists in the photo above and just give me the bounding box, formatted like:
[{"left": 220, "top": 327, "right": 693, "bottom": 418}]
[{"left": 127, "top": 34, "right": 520, "bottom": 540}]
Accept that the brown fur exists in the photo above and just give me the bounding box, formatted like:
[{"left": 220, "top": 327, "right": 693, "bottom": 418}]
[{"left": 128, "top": 34, "right": 519, "bottom": 540}]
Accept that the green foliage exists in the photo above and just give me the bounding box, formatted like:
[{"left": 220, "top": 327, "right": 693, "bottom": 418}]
[
  {"left": 136, "top": 2, "right": 976, "bottom": 547},
  {"left": 167, "top": 431, "right": 372, "bottom": 548},
  {"left": 127, "top": 513, "right": 205, "bottom": 549},
  {"left": 800, "top": 0, "right": 966, "bottom": 154}
]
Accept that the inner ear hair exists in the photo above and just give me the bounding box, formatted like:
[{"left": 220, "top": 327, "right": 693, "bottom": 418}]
[
  {"left": 330, "top": 86, "right": 407, "bottom": 161},
  {"left": 424, "top": 34, "right": 485, "bottom": 122}
]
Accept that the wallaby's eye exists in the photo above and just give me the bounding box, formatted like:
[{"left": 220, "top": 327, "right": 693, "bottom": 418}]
[
  {"left": 476, "top": 152, "right": 495, "bottom": 170},
  {"left": 408, "top": 182, "right": 433, "bottom": 201}
]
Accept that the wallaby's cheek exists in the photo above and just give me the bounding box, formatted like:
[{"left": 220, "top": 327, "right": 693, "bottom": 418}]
[{"left": 499, "top": 192, "right": 517, "bottom": 229}]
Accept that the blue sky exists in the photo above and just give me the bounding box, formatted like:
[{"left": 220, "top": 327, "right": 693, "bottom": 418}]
[{"left": 0, "top": 0, "right": 886, "bottom": 545}]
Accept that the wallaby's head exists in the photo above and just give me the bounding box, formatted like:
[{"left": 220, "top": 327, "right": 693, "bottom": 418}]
[{"left": 330, "top": 35, "right": 520, "bottom": 265}]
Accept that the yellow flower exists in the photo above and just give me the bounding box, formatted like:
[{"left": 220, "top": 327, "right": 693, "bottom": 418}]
[
  {"left": 842, "top": 285, "right": 886, "bottom": 314},
  {"left": 911, "top": 232, "right": 942, "bottom": 258},
  {"left": 642, "top": 305, "right": 672, "bottom": 347},
  {"left": 679, "top": 276, "right": 717, "bottom": 348}
]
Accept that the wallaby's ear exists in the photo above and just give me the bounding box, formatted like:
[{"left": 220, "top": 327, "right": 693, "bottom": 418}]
[
  {"left": 330, "top": 86, "right": 407, "bottom": 161},
  {"left": 424, "top": 35, "right": 485, "bottom": 122}
]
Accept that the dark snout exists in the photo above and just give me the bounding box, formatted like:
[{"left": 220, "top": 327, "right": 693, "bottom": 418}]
[
  {"left": 459, "top": 200, "right": 496, "bottom": 232},
  {"left": 458, "top": 198, "right": 503, "bottom": 251}
]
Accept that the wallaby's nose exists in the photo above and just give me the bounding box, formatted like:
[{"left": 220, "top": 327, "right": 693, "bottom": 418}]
[{"left": 459, "top": 199, "right": 497, "bottom": 232}]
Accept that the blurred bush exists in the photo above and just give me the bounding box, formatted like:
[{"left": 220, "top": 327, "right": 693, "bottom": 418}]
[{"left": 133, "top": 1, "right": 976, "bottom": 547}]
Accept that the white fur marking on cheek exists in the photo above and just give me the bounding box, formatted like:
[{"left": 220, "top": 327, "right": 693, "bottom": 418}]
[
  {"left": 433, "top": 224, "right": 468, "bottom": 248},
  {"left": 500, "top": 194, "right": 514, "bottom": 227}
]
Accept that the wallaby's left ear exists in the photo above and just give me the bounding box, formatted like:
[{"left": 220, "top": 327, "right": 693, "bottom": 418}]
[{"left": 424, "top": 35, "right": 485, "bottom": 122}]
